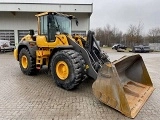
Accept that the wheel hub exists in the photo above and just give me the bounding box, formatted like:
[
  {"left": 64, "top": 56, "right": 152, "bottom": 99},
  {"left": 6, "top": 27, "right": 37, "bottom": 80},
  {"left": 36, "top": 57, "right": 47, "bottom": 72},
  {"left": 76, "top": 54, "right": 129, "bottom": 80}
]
[
  {"left": 21, "top": 55, "right": 28, "bottom": 69},
  {"left": 56, "top": 61, "right": 69, "bottom": 80}
]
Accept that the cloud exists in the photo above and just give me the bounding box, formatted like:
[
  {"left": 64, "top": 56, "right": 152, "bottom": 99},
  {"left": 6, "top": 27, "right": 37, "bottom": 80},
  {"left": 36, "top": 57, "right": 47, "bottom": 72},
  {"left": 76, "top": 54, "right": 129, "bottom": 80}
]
[{"left": 91, "top": 0, "right": 160, "bottom": 33}]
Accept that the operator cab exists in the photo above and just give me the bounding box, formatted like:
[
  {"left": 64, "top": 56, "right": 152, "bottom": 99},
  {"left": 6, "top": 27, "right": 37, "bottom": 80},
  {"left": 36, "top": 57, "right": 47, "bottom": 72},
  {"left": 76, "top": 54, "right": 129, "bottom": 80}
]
[{"left": 35, "top": 12, "right": 78, "bottom": 42}]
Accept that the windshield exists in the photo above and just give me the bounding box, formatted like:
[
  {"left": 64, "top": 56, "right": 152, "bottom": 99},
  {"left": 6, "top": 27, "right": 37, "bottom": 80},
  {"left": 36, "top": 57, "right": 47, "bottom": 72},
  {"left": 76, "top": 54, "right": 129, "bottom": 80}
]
[{"left": 54, "top": 15, "right": 71, "bottom": 34}]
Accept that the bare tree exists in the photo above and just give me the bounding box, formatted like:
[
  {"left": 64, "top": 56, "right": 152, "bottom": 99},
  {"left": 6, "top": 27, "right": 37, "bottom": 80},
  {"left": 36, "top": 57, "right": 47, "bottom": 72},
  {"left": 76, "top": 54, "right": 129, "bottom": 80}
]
[
  {"left": 111, "top": 26, "right": 123, "bottom": 44},
  {"left": 126, "top": 23, "right": 144, "bottom": 47},
  {"left": 95, "top": 27, "right": 105, "bottom": 46},
  {"left": 148, "top": 27, "right": 160, "bottom": 43},
  {"left": 93, "top": 22, "right": 160, "bottom": 47},
  {"left": 94, "top": 24, "right": 123, "bottom": 47}
]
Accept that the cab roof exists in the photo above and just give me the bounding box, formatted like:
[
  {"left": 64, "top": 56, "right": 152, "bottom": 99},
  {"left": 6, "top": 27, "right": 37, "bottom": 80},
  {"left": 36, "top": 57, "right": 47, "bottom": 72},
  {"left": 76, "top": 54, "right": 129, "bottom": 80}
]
[{"left": 35, "top": 12, "right": 75, "bottom": 19}]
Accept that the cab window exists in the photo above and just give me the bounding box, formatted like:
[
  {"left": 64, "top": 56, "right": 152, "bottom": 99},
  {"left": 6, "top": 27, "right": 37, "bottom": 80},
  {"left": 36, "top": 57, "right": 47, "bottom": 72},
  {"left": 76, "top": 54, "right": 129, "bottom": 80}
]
[{"left": 40, "top": 15, "right": 48, "bottom": 35}]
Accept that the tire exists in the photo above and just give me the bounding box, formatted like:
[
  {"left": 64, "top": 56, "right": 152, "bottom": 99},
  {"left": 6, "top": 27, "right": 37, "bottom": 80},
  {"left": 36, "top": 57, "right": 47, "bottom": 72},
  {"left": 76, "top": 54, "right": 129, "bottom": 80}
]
[
  {"left": 19, "top": 48, "right": 37, "bottom": 75},
  {"left": 50, "top": 50, "right": 85, "bottom": 90},
  {"left": 77, "top": 53, "right": 87, "bottom": 81}
]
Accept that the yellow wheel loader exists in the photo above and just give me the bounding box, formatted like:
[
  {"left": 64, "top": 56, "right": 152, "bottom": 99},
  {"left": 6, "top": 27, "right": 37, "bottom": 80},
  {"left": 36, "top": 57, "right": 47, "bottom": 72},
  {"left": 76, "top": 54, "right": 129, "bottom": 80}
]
[{"left": 14, "top": 12, "right": 154, "bottom": 118}]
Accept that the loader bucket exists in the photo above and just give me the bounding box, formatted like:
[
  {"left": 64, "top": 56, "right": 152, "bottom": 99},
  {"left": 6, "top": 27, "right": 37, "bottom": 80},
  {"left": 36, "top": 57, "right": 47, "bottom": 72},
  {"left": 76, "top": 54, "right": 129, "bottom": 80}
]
[{"left": 92, "top": 54, "right": 154, "bottom": 118}]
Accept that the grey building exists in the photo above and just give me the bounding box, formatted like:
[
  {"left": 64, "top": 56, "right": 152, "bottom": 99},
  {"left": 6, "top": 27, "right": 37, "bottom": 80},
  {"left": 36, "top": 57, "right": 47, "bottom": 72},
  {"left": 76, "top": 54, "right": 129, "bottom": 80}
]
[{"left": 0, "top": 2, "right": 93, "bottom": 47}]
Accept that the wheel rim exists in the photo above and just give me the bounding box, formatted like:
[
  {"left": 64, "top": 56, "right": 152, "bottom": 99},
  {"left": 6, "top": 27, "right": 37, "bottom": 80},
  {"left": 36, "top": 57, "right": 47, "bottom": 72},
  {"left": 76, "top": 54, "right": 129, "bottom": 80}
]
[
  {"left": 21, "top": 55, "right": 28, "bottom": 69},
  {"left": 56, "top": 61, "right": 69, "bottom": 80}
]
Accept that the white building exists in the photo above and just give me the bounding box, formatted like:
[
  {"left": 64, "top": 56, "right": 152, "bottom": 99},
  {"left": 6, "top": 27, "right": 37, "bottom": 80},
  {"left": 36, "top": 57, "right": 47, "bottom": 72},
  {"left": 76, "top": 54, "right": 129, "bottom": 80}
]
[{"left": 0, "top": 2, "right": 93, "bottom": 46}]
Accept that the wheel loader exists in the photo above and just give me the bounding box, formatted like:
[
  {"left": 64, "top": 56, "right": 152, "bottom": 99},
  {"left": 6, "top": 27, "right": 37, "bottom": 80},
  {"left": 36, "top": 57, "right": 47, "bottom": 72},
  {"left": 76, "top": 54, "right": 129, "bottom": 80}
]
[{"left": 14, "top": 12, "right": 154, "bottom": 118}]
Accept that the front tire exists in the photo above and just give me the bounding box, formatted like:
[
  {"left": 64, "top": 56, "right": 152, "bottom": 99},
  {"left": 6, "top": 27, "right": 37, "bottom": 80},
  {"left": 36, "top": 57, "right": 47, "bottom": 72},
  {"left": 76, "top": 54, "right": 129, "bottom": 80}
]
[
  {"left": 50, "top": 50, "right": 85, "bottom": 90},
  {"left": 19, "top": 48, "right": 37, "bottom": 75}
]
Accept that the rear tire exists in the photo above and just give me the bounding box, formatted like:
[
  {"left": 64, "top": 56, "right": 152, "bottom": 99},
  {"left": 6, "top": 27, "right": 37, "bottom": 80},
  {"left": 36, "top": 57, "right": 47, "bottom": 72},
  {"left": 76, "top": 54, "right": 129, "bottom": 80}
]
[
  {"left": 50, "top": 50, "right": 85, "bottom": 90},
  {"left": 19, "top": 48, "right": 37, "bottom": 75}
]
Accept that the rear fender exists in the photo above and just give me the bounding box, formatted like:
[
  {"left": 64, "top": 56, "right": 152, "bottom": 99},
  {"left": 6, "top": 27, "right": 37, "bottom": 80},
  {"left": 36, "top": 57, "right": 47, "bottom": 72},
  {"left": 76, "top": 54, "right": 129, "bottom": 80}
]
[{"left": 17, "top": 40, "right": 38, "bottom": 60}]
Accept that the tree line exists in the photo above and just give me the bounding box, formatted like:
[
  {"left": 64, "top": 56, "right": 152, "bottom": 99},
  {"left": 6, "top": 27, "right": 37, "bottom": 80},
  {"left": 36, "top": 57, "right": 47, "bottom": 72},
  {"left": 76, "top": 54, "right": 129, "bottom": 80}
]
[{"left": 93, "top": 24, "right": 160, "bottom": 47}]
